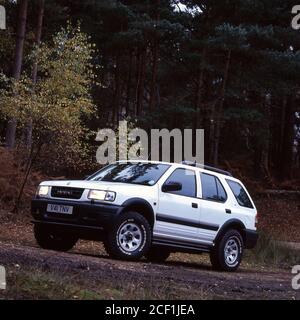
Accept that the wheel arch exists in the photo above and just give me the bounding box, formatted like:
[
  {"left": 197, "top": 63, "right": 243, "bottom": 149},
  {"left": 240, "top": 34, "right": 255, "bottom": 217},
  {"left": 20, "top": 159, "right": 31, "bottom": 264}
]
[
  {"left": 119, "top": 198, "right": 155, "bottom": 228},
  {"left": 214, "top": 219, "right": 246, "bottom": 245}
]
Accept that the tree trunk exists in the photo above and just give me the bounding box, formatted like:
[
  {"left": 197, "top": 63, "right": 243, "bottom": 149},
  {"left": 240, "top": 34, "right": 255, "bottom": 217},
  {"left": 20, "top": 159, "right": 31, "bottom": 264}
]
[
  {"left": 194, "top": 48, "right": 206, "bottom": 130},
  {"left": 12, "top": 0, "right": 28, "bottom": 80},
  {"left": 280, "top": 96, "right": 295, "bottom": 180},
  {"left": 13, "top": 142, "right": 42, "bottom": 213},
  {"left": 271, "top": 97, "right": 287, "bottom": 175},
  {"left": 208, "top": 100, "right": 217, "bottom": 164},
  {"left": 125, "top": 50, "right": 134, "bottom": 117},
  {"left": 212, "top": 49, "right": 231, "bottom": 166},
  {"left": 113, "top": 53, "right": 122, "bottom": 125},
  {"left": 26, "top": 0, "right": 45, "bottom": 149},
  {"left": 149, "top": 40, "right": 159, "bottom": 112},
  {"left": 149, "top": 0, "right": 160, "bottom": 113},
  {"left": 136, "top": 48, "right": 146, "bottom": 117},
  {"left": 5, "top": 0, "right": 28, "bottom": 149},
  {"left": 134, "top": 49, "right": 140, "bottom": 117},
  {"left": 32, "top": 0, "right": 44, "bottom": 85},
  {"left": 259, "top": 94, "right": 272, "bottom": 183}
]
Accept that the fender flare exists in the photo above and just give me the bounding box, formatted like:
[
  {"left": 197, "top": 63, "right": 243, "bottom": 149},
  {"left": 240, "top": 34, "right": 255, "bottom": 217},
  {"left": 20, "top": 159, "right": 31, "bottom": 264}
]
[
  {"left": 118, "top": 198, "right": 155, "bottom": 226},
  {"left": 214, "top": 219, "right": 246, "bottom": 245}
]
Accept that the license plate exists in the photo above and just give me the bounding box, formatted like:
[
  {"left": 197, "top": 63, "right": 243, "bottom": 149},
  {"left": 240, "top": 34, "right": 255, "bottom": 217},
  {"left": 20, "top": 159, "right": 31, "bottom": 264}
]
[{"left": 47, "top": 204, "right": 73, "bottom": 215}]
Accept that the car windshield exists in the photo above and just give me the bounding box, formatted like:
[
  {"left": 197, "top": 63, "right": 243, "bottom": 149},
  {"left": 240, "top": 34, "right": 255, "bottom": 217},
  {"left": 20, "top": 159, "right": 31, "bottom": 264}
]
[{"left": 87, "top": 163, "right": 170, "bottom": 186}]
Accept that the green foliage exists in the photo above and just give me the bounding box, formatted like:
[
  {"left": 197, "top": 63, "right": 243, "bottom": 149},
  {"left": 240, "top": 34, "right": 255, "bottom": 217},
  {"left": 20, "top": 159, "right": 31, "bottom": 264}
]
[
  {"left": 0, "top": 24, "right": 97, "bottom": 171},
  {"left": 224, "top": 107, "right": 263, "bottom": 122},
  {"left": 209, "top": 23, "right": 249, "bottom": 51}
]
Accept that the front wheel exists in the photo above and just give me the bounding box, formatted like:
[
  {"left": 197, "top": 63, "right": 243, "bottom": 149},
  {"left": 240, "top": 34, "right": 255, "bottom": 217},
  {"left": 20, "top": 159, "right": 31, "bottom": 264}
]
[
  {"left": 104, "top": 211, "right": 151, "bottom": 261},
  {"left": 210, "top": 229, "right": 243, "bottom": 272},
  {"left": 34, "top": 224, "right": 78, "bottom": 252}
]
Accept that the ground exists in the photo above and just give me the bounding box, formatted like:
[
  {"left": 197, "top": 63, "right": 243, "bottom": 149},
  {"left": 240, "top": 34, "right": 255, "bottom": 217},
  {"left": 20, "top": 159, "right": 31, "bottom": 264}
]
[
  {"left": 0, "top": 214, "right": 299, "bottom": 300},
  {"left": 256, "top": 197, "right": 300, "bottom": 242}
]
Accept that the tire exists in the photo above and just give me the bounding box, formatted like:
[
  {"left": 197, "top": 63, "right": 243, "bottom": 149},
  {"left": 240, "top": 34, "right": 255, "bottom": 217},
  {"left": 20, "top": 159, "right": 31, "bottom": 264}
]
[
  {"left": 210, "top": 229, "right": 243, "bottom": 272},
  {"left": 34, "top": 224, "right": 78, "bottom": 252},
  {"left": 145, "top": 246, "right": 170, "bottom": 263},
  {"left": 104, "top": 211, "right": 151, "bottom": 261}
]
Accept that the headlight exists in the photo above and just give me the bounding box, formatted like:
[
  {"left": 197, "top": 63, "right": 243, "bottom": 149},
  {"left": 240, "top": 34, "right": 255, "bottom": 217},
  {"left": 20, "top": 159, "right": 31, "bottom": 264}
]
[
  {"left": 88, "top": 190, "right": 116, "bottom": 202},
  {"left": 104, "top": 191, "right": 116, "bottom": 201},
  {"left": 37, "top": 185, "right": 49, "bottom": 197}
]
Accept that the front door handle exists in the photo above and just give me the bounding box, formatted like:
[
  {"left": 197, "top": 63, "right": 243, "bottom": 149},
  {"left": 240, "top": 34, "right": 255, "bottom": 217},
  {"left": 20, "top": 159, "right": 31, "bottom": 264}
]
[
  {"left": 192, "top": 203, "right": 198, "bottom": 208},
  {"left": 225, "top": 209, "right": 232, "bottom": 214}
]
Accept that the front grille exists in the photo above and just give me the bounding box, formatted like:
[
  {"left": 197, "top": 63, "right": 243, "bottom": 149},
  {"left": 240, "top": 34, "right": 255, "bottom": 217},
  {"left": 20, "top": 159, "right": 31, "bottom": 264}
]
[{"left": 51, "top": 187, "right": 84, "bottom": 199}]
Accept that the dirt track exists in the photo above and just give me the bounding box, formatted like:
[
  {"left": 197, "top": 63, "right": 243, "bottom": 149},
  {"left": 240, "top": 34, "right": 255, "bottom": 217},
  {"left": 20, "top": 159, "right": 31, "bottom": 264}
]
[{"left": 0, "top": 241, "right": 299, "bottom": 300}]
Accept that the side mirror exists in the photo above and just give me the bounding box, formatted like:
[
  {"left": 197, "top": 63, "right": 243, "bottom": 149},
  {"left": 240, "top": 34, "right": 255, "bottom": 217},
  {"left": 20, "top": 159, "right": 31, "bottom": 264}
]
[{"left": 162, "top": 181, "right": 182, "bottom": 192}]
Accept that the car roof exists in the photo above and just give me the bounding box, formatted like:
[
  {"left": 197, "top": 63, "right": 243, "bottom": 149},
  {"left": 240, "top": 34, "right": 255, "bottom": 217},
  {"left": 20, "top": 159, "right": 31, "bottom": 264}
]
[{"left": 116, "top": 160, "right": 237, "bottom": 180}]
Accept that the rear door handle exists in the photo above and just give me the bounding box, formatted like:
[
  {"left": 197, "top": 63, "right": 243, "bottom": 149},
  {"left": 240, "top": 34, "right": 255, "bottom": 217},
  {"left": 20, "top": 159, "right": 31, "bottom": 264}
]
[
  {"left": 225, "top": 209, "right": 232, "bottom": 214},
  {"left": 192, "top": 203, "right": 198, "bottom": 208}
]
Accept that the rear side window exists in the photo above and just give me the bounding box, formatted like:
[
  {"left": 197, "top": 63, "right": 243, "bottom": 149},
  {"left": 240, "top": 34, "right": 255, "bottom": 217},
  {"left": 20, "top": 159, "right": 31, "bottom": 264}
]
[
  {"left": 201, "top": 173, "right": 227, "bottom": 202},
  {"left": 164, "top": 168, "right": 196, "bottom": 197},
  {"left": 226, "top": 180, "right": 253, "bottom": 208}
]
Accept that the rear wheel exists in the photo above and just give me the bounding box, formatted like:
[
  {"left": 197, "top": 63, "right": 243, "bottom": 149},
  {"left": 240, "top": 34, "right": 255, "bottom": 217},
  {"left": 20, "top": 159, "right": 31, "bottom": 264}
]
[
  {"left": 104, "top": 211, "right": 151, "bottom": 261},
  {"left": 210, "top": 229, "right": 243, "bottom": 272},
  {"left": 34, "top": 224, "right": 78, "bottom": 252},
  {"left": 145, "top": 246, "right": 170, "bottom": 263}
]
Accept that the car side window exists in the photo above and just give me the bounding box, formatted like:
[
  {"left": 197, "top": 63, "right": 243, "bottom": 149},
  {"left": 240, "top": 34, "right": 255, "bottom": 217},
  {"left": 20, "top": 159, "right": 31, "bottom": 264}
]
[
  {"left": 164, "top": 168, "right": 196, "bottom": 197},
  {"left": 226, "top": 179, "right": 253, "bottom": 208},
  {"left": 201, "top": 173, "right": 227, "bottom": 202},
  {"left": 216, "top": 178, "right": 227, "bottom": 202}
]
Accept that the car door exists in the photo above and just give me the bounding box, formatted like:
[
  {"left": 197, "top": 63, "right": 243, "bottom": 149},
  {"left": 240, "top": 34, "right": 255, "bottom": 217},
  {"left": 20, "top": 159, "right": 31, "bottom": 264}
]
[
  {"left": 198, "top": 172, "right": 230, "bottom": 243},
  {"left": 154, "top": 168, "right": 202, "bottom": 244}
]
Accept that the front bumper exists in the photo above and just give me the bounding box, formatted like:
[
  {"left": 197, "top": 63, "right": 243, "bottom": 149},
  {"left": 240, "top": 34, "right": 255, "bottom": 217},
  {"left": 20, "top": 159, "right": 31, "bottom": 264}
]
[
  {"left": 244, "top": 229, "right": 259, "bottom": 249},
  {"left": 31, "top": 198, "right": 123, "bottom": 233}
]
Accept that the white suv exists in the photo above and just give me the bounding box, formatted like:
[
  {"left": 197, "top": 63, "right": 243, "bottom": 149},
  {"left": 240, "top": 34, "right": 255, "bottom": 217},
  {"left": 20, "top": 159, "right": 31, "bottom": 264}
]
[{"left": 31, "top": 161, "right": 258, "bottom": 271}]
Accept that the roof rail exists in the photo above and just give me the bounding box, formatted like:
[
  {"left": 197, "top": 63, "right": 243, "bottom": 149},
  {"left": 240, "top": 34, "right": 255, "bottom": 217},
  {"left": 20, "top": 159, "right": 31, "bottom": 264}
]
[{"left": 181, "top": 161, "right": 233, "bottom": 177}]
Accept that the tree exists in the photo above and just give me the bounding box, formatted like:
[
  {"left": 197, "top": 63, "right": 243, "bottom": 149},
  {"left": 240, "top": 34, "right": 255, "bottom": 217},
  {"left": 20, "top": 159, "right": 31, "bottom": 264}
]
[
  {"left": 5, "top": 0, "right": 28, "bottom": 149},
  {"left": 0, "top": 24, "right": 97, "bottom": 210},
  {"left": 1, "top": 0, "right": 300, "bottom": 187},
  {"left": 25, "top": 0, "right": 45, "bottom": 148}
]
